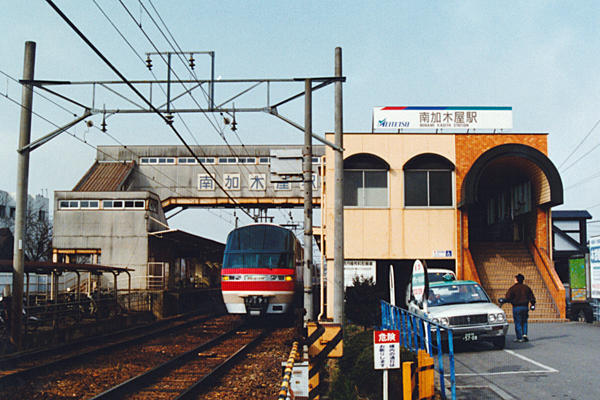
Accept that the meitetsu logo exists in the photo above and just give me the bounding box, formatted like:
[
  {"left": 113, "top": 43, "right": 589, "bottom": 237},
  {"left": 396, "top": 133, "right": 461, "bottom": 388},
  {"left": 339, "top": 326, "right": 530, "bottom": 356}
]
[{"left": 378, "top": 118, "right": 409, "bottom": 128}]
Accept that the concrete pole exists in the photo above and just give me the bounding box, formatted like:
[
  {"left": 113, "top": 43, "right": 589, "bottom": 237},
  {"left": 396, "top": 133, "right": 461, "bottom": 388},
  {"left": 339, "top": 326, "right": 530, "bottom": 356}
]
[
  {"left": 303, "top": 79, "right": 314, "bottom": 324},
  {"left": 333, "top": 47, "right": 344, "bottom": 324},
  {"left": 11, "top": 41, "right": 36, "bottom": 348}
]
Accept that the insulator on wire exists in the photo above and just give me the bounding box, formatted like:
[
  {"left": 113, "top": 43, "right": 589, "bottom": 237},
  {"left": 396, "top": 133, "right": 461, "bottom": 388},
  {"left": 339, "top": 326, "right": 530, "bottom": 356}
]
[
  {"left": 146, "top": 55, "right": 152, "bottom": 70},
  {"left": 189, "top": 54, "right": 195, "bottom": 70}
]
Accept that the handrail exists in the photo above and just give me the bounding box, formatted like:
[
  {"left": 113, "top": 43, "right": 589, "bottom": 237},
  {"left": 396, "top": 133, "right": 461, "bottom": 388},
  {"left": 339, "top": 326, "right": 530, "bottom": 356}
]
[
  {"left": 528, "top": 242, "right": 565, "bottom": 319},
  {"left": 380, "top": 301, "right": 456, "bottom": 400},
  {"left": 278, "top": 341, "right": 299, "bottom": 400},
  {"left": 462, "top": 248, "right": 481, "bottom": 284}
]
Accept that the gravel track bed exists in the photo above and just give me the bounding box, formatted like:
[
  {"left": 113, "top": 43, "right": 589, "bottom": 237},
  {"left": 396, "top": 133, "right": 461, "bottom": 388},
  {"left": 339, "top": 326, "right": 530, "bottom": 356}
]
[
  {"left": 125, "top": 327, "right": 265, "bottom": 400},
  {"left": 200, "top": 326, "right": 298, "bottom": 400},
  {"left": 0, "top": 315, "right": 242, "bottom": 400}
]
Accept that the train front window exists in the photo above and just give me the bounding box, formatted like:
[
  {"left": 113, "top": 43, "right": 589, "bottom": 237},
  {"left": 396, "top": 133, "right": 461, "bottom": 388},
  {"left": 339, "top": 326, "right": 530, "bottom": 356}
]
[
  {"left": 224, "top": 252, "right": 292, "bottom": 268},
  {"left": 227, "top": 226, "right": 291, "bottom": 251}
]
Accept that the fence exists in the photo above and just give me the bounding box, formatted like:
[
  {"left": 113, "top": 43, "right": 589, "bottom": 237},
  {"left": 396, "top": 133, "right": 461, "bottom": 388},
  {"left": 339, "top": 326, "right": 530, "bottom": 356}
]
[{"left": 380, "top": 300, "right": 456, "bottom": 400}]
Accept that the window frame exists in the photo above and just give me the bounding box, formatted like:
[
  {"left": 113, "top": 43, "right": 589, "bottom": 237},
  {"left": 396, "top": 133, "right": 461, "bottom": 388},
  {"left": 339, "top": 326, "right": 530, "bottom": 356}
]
[
  {"left": 343, "top": 168, "right": 389, "bottom": 209},
  {"left": 403, "top": 168, "right": 455, "bottom": 208}
]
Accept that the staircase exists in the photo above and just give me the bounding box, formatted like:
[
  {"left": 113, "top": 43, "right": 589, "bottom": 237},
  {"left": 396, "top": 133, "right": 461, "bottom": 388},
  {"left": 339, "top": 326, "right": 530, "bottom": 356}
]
[{"left": 470, "top": 242, "right": 563, "bottom": 322}]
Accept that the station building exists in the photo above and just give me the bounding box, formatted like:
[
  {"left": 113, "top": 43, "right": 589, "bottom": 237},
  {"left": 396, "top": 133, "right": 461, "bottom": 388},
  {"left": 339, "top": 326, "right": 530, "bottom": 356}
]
[
  {"left": 323, "top": 131, "right": 565, "bottom": 320},
  {"left": 51, "top": 135, "right": 566, "bottom": 321}
]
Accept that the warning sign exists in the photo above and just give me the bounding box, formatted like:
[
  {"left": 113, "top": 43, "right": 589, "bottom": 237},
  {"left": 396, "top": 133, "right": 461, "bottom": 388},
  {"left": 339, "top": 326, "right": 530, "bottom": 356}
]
[{"left": 374, "top": 330, "right": 400, "bottom": 370}]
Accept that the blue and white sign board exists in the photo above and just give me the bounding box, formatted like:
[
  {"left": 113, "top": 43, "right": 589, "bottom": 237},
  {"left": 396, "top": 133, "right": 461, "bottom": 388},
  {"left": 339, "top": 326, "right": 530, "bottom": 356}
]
[
  {"left": 590, "top": 236, "right": 600, "bottom": 299},
  {"left": 412, "top": 259, "right": 426, "bottom": 303},
  {"left": 373, "top": 106, "right": 513, "bottom": 130},
  {"left": 374, "top": 330, "right": 400, "bottom": 370}
]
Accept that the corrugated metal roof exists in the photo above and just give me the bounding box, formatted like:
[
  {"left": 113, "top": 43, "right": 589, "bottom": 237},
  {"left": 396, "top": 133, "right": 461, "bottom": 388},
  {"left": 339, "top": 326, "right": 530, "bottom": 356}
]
[{"left": 73, "top": 161, "right": 135, "bottom": 192}]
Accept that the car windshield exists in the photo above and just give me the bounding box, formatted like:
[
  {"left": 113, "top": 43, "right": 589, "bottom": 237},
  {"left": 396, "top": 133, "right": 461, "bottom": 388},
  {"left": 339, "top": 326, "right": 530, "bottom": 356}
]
[{"left": 427, "top": 283, "right": 490, "bottom": 307}]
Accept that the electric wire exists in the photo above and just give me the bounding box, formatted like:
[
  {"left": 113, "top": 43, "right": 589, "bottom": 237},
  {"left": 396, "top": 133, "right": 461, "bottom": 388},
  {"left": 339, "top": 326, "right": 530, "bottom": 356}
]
[
  {"left": 129, "top": 0, "right": 258, "bottom": 172},
  {"left": 95, "top": 0, "right": 263, "bottom": 221},
  {"left": 0, "top": 68, "right": 77, "bottom": 116},
  {"left": 140, "top": 0, "right": 287, "bottom": 224},
  {"left": 561, "top": 140, "right": 600, "bottom": 174},
  {"left": 128, "top": 0, "right": 271, "bottom": 223},
  {"left": 558, "top": 118, "right": 600, "bottom": 170},
  {"left": 563, "top": 170, "right": 600, "bottom": 191},
  {"left": 45, "top": 0, "right": 255, "bottom": 221},
  {"left": 0, "top": 84, "right": 234, "bottom": 226}
]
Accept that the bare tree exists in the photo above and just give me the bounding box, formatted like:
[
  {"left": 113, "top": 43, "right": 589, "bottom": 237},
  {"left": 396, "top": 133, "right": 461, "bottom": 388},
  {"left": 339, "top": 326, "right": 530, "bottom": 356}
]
[
  {"left": 0, "top": 191, "right": 52, "bottom": 261},
  {"left": 24, "top": 208, "right": 52, "bottom": 262}
]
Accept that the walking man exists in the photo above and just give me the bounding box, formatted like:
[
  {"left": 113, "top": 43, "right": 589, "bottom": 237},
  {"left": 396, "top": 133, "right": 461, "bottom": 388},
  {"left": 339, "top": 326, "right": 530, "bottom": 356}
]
[{"left": 502, "top": 274, "right": 536, "bottom": 342}]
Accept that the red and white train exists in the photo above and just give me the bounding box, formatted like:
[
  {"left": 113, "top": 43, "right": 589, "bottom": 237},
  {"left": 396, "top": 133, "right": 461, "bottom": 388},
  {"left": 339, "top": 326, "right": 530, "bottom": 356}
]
[{"left": 220, "top": 224, "right": 303, "bottom": 316}]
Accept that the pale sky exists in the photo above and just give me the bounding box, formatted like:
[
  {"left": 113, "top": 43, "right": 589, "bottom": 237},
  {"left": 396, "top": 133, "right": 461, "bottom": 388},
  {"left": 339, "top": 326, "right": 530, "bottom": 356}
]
[{"left": 1, "top": 1, "right": 600, "bottom": 241}]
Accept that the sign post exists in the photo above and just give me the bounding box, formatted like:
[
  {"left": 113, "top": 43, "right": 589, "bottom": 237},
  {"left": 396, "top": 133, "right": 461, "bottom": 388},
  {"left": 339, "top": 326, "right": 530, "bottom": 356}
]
[
  {"left": 374, "top": 329, "right": 400, "bottom": 400},
  {"left": 412, "top": 259, "right": 430, "bottom": 353}
]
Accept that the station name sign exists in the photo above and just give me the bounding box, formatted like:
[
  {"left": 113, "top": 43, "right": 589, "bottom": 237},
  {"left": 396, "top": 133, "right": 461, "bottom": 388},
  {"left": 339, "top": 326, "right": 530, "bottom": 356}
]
[{"left": 373, "top": 106, "right": 513, "bottom": 130}]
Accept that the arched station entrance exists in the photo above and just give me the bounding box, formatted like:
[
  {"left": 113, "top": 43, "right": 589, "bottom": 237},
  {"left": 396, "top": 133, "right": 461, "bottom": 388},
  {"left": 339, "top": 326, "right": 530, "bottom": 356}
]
[
  {"left": 462, "top": 144, "right": 563, "bottom": 244},
  {"left": 460, "top": 143, "right": 565, "bottom": 321}
]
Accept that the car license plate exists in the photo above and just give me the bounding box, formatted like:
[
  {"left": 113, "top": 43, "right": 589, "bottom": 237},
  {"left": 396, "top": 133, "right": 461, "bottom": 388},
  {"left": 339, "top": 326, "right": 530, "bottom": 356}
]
[{"left": 463, "top": 333, "right": 478, "bottom": 341}]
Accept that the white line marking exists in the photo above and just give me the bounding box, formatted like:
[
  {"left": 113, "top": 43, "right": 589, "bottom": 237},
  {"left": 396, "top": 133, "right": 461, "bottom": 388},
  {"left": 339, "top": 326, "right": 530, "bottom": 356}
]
[
  {"left": 503, "top": 349, "right": 559, "bottom": 373},
  {"left": 455, "top": 369, "right": 557, "bottom": 376},
  {"left": 453, "top": 349, "right": 558, "bottom": 376}
]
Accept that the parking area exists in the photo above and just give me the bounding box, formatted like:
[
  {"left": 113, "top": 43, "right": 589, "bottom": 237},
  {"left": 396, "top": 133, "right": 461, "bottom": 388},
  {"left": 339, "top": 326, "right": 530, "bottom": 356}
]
[{"left": 442, "top": 322, "right": 600, "bottom": 399}]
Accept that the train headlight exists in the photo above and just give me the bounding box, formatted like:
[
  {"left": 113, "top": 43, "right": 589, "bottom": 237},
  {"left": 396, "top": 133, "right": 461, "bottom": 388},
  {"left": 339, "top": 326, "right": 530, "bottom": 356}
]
[
  {"left": 222, "top": 276, "right": 229, "bottom": 281},
  {"left": 285, "top": 275, "right": 293, "bottom": 281}
]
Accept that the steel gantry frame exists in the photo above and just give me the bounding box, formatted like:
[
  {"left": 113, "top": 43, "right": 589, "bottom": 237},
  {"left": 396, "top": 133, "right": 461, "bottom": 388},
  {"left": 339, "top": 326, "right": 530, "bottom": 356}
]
[
  {"left": 13, "top": 36, "right": 346, "bottom": 347},
  {"left": 22, "top": 76, "right": 344, "bottom": 151}
]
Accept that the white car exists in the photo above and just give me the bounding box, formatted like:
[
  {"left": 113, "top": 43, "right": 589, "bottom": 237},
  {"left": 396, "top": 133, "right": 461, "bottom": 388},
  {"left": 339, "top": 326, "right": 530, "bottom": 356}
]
[{"left": 408, "top": 279, "right": 508, "bottom": 349}]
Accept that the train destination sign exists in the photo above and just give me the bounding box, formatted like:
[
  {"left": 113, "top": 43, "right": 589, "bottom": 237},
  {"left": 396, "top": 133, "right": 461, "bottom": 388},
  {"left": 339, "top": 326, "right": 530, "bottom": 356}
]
[{"left": 373, "top": 106, "right": 513, "bottom": 130}]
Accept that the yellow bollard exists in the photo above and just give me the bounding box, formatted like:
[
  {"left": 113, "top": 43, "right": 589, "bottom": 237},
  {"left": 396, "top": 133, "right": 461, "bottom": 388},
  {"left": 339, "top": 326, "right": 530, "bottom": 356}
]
[
  {"left": 417, "top": 350, "right": 435, "bottom": 400},
  {"left": 402, "top": 360, "right": 417, "bottom": 400}
]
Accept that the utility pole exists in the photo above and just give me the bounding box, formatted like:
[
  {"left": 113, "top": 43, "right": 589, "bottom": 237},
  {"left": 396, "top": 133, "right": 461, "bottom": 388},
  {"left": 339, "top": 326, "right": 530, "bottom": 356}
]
[
  {"left": 303, "top": 79, "right": 314, "bottom": 324},
  {"left": 12, "top": 41, "right": 36, "bottom": 348},
  {"left": 333, "top": 47, "right": 344, "bottom": 323}
]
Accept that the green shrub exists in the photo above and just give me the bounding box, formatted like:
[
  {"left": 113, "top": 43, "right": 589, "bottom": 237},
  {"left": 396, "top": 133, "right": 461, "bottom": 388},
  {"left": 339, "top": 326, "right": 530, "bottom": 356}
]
[{"left": 345, "top": 276, "right": 383, "bottom": 329}]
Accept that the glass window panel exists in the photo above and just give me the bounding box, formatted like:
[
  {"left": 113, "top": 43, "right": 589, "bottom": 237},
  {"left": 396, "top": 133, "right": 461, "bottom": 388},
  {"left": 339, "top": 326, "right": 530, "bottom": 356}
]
[
  {"left": 343, "top": 171, "right": 362, "bottom": 206},
  {"left": 364, "top": 171, "right": 388, "bottom": 206},
  {"left": 405, "top": 171, "right": 428, "bottom": 206},
  {"left": 80, "top": 201, "right": 89, "bottom": 208},
  {"left": 113, "top": 201, "right": 123, "bottom": 208},
  {"left": 59, "top": 201, "right": 69, "bottom": 209},
  {"left": 89, "top": 201, "right": 99, "bottom": 208},
  {"left": 429, "top": 171, "right": 452, "bottom": 206},
  {"left": 124, "top": 200, "right": 135, "bottom": 208},
  {"left": 69, "top": 201, "right": 79, "bottom": 208},
  {"left": 134, "top": 200, "right": 145, "bottom": 208},
  {"left": 103, "top": 200, "right": 113, "bottom": 208}
]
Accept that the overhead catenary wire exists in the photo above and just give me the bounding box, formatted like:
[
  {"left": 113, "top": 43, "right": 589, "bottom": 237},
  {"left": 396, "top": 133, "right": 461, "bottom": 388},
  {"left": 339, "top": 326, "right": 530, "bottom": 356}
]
[
  {"left": 45, "top": 0, "right": 255, "bottom": 221},
  {"left": 0, "top": 85, "right": 235, "bottom": 227},
  {"left": 121, "top": 1, "right": 264, "bottom": 186}
]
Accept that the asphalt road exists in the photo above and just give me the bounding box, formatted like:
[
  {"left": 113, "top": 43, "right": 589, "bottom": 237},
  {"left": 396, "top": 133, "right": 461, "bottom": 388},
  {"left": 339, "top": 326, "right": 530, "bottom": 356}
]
[{"left": 439, "top": 322, "right": 600, "bottom": 399}]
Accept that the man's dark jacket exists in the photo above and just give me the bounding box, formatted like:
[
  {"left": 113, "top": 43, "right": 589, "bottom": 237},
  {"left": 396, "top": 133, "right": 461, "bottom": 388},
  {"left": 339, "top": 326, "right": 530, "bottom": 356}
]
[{"left": 505, "top": 283, "right": 536, "bottom": 307}]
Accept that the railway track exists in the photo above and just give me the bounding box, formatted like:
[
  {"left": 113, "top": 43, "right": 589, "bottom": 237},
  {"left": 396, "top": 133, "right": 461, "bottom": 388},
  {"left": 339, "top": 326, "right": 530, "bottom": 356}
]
[
  {"left": 0, "top": 314, "right": 243, "bottom": 398},
  {"left": 0, "top": 312, "right": 224, "bottom": 386},
  {"left": 91, "top": 324, "right": 271, "bottom": 400}
]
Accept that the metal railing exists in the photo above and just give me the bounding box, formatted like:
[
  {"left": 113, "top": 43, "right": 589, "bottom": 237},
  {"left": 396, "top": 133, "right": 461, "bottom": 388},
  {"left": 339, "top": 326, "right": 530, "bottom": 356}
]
[{"left": 380, "top": 300, "right": 456, "bottom": 400}]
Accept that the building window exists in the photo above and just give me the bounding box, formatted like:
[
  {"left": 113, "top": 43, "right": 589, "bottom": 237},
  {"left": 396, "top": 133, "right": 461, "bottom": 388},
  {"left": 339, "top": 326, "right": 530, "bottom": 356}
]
[
  {"left": 404, "top": 153, "right": 454, "bottom": 207},
  {"left": 343, "top": 153, "right": 389, "bottom": 207}
]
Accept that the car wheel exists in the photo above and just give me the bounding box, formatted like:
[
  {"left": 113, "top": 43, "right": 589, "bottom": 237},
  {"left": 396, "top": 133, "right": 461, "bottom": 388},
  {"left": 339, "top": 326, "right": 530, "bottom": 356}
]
[{"left": 492, "top": 336, "right": 505, "bottom": 350}]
